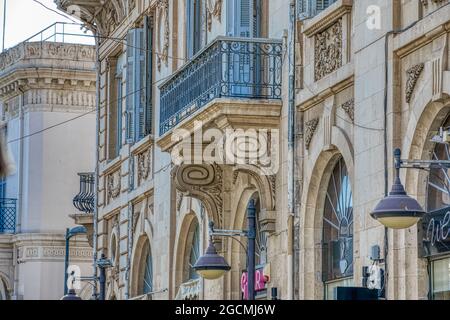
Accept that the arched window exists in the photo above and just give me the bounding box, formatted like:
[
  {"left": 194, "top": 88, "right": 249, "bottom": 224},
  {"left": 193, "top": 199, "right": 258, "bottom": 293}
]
[
  {"left": 426, "top": 115, "right": 450, "bottom": 300},
  {"left": 322, "top": 157, "right": 353, "bottom": 298},
  {"left": 141, "top": 240, "right": 153, "bottom": 295},
  {"left": 427, "top": 116, "right": 450, "bottom": 212},
  {"left": 188, "top": 222, "right": 200, "bottom": 280}
]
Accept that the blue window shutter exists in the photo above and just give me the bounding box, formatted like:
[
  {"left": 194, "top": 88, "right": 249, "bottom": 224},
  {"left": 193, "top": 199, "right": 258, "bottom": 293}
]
[
  {"left": 126, "top": 29, "right": 136, "bottom": 143},
  {"left": 237, "top": 0, "right": 251, "bottom": 38},
  {"left": 116, "top": 76, "right": 123, "bottom": 153},
  {"left": 135, "top": 28, "right": 146, "bottom": 141},
  {"left": 186, "top": 0, "right": 194, "bottom": 58},
  {"left": 144, "top": 16, "right": 153, "bottom": 136},
  {"left": 297, "top": 0, "right": 309, "bottom": 19}
]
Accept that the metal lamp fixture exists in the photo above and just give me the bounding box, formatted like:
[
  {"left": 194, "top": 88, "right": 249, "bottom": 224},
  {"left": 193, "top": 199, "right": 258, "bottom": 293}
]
[
  {"left": 60, "top": 288, "right": 82, "bottom": 300},
  {"left": 371, "top": 149, "right": 425, "bottom": 229},
  {"left": 193, "top": 237, "right": 231, "bottom": 280}
]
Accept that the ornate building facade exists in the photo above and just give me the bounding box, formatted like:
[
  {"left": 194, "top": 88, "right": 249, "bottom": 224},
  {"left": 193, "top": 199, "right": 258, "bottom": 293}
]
[
  {"left": 56, "top": 0, "right": 450, "bottom": 300},
  {"left": 0, "top": 25, "right": 96, "bottom": 299}
]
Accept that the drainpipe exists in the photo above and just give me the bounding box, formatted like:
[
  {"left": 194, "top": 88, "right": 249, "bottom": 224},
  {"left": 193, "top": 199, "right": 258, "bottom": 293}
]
[
  {"left": 92, "top": 35, "right": 100, "bottom": 300},
  {"left": 287, "top": 0, "right": 296, "bottom": 300}
]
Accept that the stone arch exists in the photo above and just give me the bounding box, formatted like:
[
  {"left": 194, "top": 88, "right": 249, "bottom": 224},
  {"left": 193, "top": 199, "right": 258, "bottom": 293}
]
[
  {"left": 398, "top": 97, "right": 450, "bottom": 300},
  {"left": 299, "top": 145, "right": 354, "bottom": 299},
  {"left": 130, "top": 225, "right": 154, "bottom": 297},
  {"left": 0, "top": 272, "right": 11, "bottom": 300},
  {"left": 173, "top": 209, "right": 203, "bottom": 298}
]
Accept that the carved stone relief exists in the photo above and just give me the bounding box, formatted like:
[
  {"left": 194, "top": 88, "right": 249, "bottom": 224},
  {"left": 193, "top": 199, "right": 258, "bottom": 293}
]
[
  {"left": 137, "top": 147, "right": 152, "bottom": 186},
  {"left": 405, "top": 63, "right": 424, "bottom": 103},
  {"left": 206, "top": 0, "right": 223, "bottom": 31},
  {"left": 156, "top": 0, "right": 170, "bottom": 71},
  {"left": 340, "top": 98, "right": 354, "bottom": 122},
  {"left": 314, "top": 19, "right": 343, "bottom": 81},
  {"left": 305, "top": 118, "right": 319, "bottom": 150},
  {"left": 107, "top": 170, "right": 121, "bottom": 201}
]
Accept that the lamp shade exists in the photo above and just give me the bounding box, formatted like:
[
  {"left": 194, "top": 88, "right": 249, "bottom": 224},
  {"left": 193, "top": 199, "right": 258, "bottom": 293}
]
[
  {"left": 371, "top": 175, "right": 425, "bottom": 229},
  {"left": 60, "top": 289, "right": 82, "bottom": 300},
  {"left": 193, "top": 240, "right": 231, "bottom": 280}
]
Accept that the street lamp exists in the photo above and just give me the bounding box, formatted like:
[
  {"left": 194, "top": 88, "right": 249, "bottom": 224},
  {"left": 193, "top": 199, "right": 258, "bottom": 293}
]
[
  {"left": 371, "top": 148, "right": 429, "bottom": 229},
  {"left": 194, "top": 199, "right": 257, "bottom": 300},
  {"left": 64, "top": 226, "right": 87, "bottom": 295}
]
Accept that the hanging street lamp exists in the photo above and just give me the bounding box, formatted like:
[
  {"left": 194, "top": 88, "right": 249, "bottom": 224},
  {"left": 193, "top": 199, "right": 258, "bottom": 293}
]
[{"left": 194, "top": 199, "right": 257, "bottom": 299}]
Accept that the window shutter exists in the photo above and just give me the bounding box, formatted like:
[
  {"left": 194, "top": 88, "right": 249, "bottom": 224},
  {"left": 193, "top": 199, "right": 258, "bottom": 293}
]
[
  {"left": 297, "top": 0, "right": 308, "bottom": 20},
  {"left": 237, "top": 0, "right": 251, "bottom": 38},
  {"left": 186, "top": 0, "right": 194, "bottom": 58},
  {"left": 313, "top": 0, "right": 335, "bottom": 16},
  {"left": 144, "top": 17, "right": 153, "bottom": 137},
  {"left": 126, "top": 29, "right": 136, "bottom": 143},
  {"left": 136, "top": 28, "right": 146, "bottom": 140}
]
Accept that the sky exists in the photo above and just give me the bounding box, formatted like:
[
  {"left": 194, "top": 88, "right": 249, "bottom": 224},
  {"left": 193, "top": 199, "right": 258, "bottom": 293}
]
[{"left": 0, "top": 0, "right": 93, "bottom": 51}]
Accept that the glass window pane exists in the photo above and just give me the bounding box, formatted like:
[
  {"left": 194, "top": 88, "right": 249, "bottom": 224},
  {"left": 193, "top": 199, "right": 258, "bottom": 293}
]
[{"left": 433, "top": 258, "right": 450, "bottom": 300}]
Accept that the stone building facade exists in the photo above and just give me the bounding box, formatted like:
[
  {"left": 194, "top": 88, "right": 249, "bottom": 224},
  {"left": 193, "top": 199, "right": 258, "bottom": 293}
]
[
  {"left": 56, "top": 0, "right": 450, "bottom": 300},
  {"left": 0, "top": 27, "right": 96, "bottom": 299}
]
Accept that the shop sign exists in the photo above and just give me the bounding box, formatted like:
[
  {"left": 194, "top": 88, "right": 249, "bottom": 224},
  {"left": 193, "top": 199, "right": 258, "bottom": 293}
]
[
  {"left": 420, "top": 206, "right": 450, "bottom": 257},
  {"left": 241, "top": 266, "right": 268, "bottom": 300}
]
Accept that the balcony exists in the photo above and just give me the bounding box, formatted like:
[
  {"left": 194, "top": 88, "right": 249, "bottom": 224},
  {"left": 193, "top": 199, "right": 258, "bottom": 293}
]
[
  {"left": 0, "top": 198, "right": 16, "bottom": 234},
  {"left": 158, "top": 36, "right": 283, "bottom": 149},
  {"left": 70, "top": 173, "right": 95, "bottom": 246}
]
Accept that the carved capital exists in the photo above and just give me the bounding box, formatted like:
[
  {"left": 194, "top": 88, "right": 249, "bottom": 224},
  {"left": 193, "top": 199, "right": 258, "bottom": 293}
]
[{"left": 340, "top": 98, "right": 354, "bottom": 122}]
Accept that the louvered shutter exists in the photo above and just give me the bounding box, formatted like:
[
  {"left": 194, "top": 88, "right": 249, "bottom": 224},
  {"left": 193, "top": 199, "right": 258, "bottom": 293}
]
[
  {"left": 136, "top": 28, "right": 146, "bottom": 140},
  {"left": 236, "top": 0, "right": 251, "bottom": 38},
  {"left": 186, "top": 0, "right": 195, "bottom": 58},
  {"left": 313, "top": 0, "right": 335, "bottom": 16},
  {"left": 126, "top": 29, "right": 136, "bottom": 143},
  {"left": 144, "top": 17, "right": 153, "bottom": 136},
  {"left": 297, "top": 0, "right": 309, "bottom": 20}
]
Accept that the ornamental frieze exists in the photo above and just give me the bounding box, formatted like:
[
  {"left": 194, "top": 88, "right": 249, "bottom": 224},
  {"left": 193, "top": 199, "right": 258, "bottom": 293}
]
[
  {"left": 156, "top": 0, "right": 170, "bottom": 71},
  {"left": 314, "top": 19, "right": 343, "bottom": 81}
]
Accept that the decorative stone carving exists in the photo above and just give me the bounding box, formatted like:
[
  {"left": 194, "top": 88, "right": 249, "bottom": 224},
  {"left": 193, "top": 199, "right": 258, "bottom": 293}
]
[
  {"left": 305, "top": 118, "right": 319, "bottom": 150},
  {"left": 107, "top": 171, "right": 121, "bottom": 201},
  {"left": 137, "top": 147, "right": 152, "bottom": 186},
  {"left": 206, "top": 0, "right": 223, "bottom": 31},
  {"left": 232, "top": 170, "right": 239, "bottom": 185},
  {"left": 174, "top": 164, "right": 223, "bottom": 227},
  {"left": 176, "top": 191, "right": 184, "bottom": 212},
  {"left": 340, "top": 98, "right": 354, "bottom": 122},
  {"left": 175, "top": 279, "right": 201, "bottom": 300},
  {"left": 314, "top": 19, "right": 343, "bottom": 81},
  {"left": 156, "top": 0, "right": 170, "bottom": 71},
  {"left": 405, "top": 63, "right": 424, "bottom": 103}
]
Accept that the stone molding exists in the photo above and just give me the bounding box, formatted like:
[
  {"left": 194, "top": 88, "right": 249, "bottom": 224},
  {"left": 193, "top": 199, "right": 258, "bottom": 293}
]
[
  {"left": 156, "top": 0, "right": 170, "bottom": 71},
  {"left": 107, "top": 170, "right": 122, "bottom": 202}
]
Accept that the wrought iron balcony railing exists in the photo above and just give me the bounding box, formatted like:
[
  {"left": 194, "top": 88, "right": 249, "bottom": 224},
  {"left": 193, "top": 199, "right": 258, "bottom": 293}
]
[
  {"left": 159, "top": 37, "right": 283, "bottom": 135},
  {"left": 0, "top": 198, "right": 17, "bottom": 233},
  {"left": 73, "top": 173, "right": 95, "bottom": 214}
]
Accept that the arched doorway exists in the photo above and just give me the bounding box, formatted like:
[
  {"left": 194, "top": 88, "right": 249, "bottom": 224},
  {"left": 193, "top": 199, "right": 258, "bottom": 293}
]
[
  {"left": 133, "top": 238, "right": 153, "bottom": 297},
  {"left": 0, "top": 276, "right": 9, "bottom": 300},
  {"left": 322, "top": 156, "right": 354, "bottom": 299},
  {"left": 425, "top": 114, "right": 450, "bottom": 300}
]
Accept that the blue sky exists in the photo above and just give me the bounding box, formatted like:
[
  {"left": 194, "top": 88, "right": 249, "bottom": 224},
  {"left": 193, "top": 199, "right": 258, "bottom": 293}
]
[{"left": 0, "top": 0, "right": 91, "bottom": 50}]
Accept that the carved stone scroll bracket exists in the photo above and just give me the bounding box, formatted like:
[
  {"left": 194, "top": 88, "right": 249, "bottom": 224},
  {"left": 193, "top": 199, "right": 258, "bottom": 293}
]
[{"left": 173, "top": 164, "right": 224, "bottom": 228}]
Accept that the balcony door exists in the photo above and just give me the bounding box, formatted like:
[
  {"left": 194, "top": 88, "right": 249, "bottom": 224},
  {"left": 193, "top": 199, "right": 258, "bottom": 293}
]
[
  {"left": 227, "top": 0, "right": 262, "bottom": 97},
  {"left": 186, "top": 0, "right": 203, "bottom": 59}
]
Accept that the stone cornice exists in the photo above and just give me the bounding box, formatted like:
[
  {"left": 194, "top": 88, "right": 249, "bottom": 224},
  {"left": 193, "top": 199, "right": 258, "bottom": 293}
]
[
  {"left": 303, "top": 0, "right": 353, "bottom": 38},
  {"left": 394, "top": 8, "right": 450, "bottom": 58},
  {"left": 296, "top": 75, "right": 354, "bottom": 111}
]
